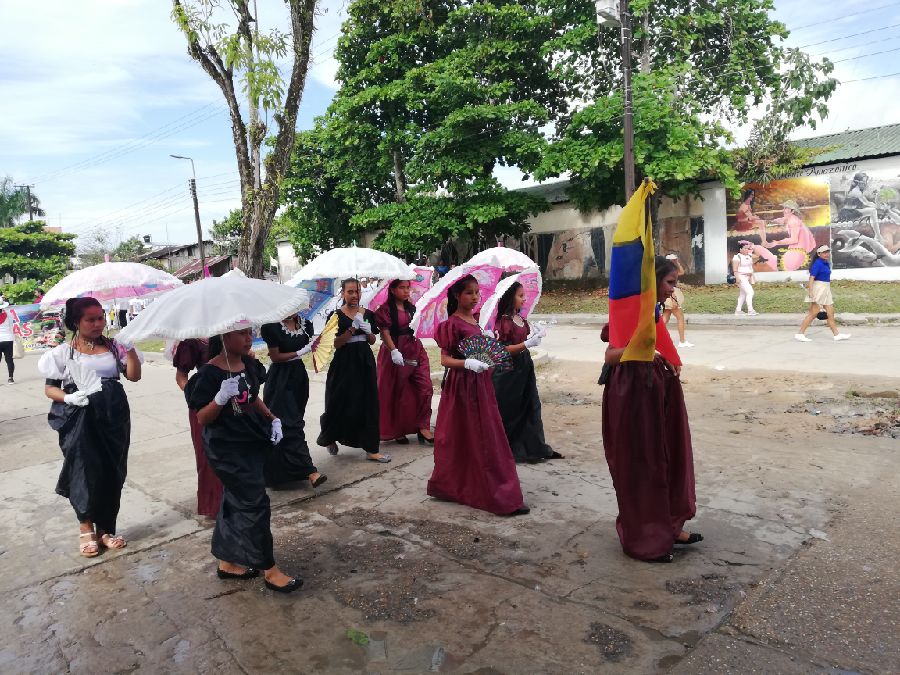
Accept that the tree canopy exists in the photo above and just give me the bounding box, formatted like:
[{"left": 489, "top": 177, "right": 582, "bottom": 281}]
[
  {"left": 172, "top": 0, "right": 318, "bottom": 277},
  {"left": 0, "top": 220, "right": 75, "bottom": 287},
  {"left": 0, "top": 177, "right": 45, "bottom": 227}
]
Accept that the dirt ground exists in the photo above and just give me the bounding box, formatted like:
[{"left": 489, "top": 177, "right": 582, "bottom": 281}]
[{"left": 0, "top": 352, "right": 898, "bottom": 673}]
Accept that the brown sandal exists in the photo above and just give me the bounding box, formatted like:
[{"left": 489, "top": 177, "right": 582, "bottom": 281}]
[
  {"left": 99, "top": 533, "right": 127, "bottom": 550},
  {"left": 79, "top": 532, "right": 99, "bottom": 557}
]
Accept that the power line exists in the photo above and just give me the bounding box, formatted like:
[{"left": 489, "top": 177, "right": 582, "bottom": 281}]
[
  {"left": 832, "top": 45, "right": 900, "bottom": 64},
  {"left": 788, "top": 1, "right": 900, "bottom": 31},
  {"left": 841, "top": 70, "right": 900, "bottom": 83},
  {"left": 797, "top": 21, "right": 900, "bottom": 49}
]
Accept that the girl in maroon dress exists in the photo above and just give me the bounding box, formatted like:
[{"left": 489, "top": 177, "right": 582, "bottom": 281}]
[
  {"left": 491, "top": 282, "right": 562, "bottom": 464},
  {"left": 426, "top": 274, "right": 529, "bottom": 516},
  {"left": 601, "top": 257, "right": 701, "bottom": 563},
  {"left": 375, "top": 279, "right": 434, "bottom": 445},
  {"left": 174, "top": 338, "right": 224, "bottom": 518}
]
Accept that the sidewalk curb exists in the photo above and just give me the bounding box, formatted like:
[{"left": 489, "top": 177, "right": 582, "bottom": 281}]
[{"left": 530, "top": 312, "right": 900, "bottom": 328}]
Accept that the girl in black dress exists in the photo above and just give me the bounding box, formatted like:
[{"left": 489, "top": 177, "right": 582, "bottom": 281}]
[
  {"left": 38, "top": 297, "right": 143, "bottom": 556},
  {"left": 186, "top": 327, "right": 301, "bottom": 593},
  {"left": 490, "top": 283, "right": 561, "bottom": 464},
  {"left": 260, "top": 314, "right": 326, "bottom": 489},
  {"left": 316, "top": 278, "right": 390, "bottom": 463}
]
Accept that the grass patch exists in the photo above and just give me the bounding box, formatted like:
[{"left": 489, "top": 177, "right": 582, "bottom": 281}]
[{"left": 538, "top": 281, "right": 900, "bottom": 315}]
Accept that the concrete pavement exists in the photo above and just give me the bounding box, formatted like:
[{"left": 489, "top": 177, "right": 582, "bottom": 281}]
[{"left": 1, "top": 326, "right": 898, "bottom": 673}]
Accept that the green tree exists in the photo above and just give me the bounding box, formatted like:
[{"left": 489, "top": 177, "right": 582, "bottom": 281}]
[
  {"left": 210, "top": 209, "right": 243, "bottom": 255},
  {"left": 76, "top": 227, "right": 114, "bottom": 267},
  {"left": 172, "top": 0, "right": 317, "bottom": 278},
  {"left": 0, "top": 220, "right": 75, "bottom": 285},
  {"left": 111, "top": 236, "right": 148, "bottom": 262},
  {"left": 282, "top": 0, "right": 557, "bottom": 255},
  {"left": 537, "top": 0, "right": 836, "bottom": 211},
  {"left": 0, "top": 177, "right": 45, "bottom": 227}
]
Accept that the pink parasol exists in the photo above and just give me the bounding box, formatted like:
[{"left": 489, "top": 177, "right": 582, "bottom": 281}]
[
  {"left": 367, "top": 265, "right": 434, "bottom": 313},
  {"left": 478, "top": 267, "right": 542, "bottom": 332},
  {"left": 41, "top": 262, "right": 182, "bottom": 308}
]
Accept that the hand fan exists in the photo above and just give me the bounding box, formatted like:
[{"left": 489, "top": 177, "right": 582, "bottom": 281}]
[
  {"left": 457, "top": 334, "right": 513, "bottom": 372},
  {"left": 66, "top": 359, "right": 103, "bottom": 396},
  {"left": 311, "top": 312, "right": 339, "bottom": 373}
]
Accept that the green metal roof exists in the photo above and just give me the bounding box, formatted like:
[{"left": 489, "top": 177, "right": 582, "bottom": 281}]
[{"left": 792, "top": 122, "right": 900, "bottom": 166}]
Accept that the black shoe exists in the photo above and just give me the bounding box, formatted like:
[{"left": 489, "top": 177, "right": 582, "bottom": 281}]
[
  {"left": 417, "top": 431, "right": 435, "bottom": 445},
  {"left": 675, "top": 533, "right": 704, "bottom": 545},
  {"left": 646, "top": 552, "right": 674, "bottom": 563},
  {"left": 394, "top": 436, "right": 410, "bottom": 445},
  {"left": 310, "top": 473, "right": 328, "bottom": 488},
  {"left": 508, "top": 505, "right": 531, "bottom": 516},
  {"left": 265, "top": 577, "right": 303, "bottom": 594},
  {"left": 217, "top": 567, "right": 260, "bottom": 580}
]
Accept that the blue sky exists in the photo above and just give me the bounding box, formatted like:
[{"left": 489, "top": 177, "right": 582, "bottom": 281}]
[{"left": 2, "top": 0, "right": 899, "bottom": 247}]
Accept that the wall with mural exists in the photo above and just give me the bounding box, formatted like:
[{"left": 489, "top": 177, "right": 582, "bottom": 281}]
[{"left": 726, "top": 162, "right": 900, "bottom": 274}]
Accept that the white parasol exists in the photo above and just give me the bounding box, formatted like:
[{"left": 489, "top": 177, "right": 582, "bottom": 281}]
[
  {"left": 290, "top": 246, "right": 415, "bottom": 282},
  {"left": 117, "top": 276, "right": 310, "bottom": 343},
  {"left": 466, "top": 246, "right": 536, "bottom": 272},
  {"left": 41, "top": 262, "right": 182, "bottom": 308}
]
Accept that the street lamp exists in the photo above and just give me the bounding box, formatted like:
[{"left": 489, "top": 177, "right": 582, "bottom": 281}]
[
  {"left": 594, "top": 0, "right": 635, "bottom": 199},
  {"left": 170, "top": 154, "right": 207, "bottom": 277}
]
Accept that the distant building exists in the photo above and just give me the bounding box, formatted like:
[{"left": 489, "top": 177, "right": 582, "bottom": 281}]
[
  {"left": 136, "top": 241, "right": 216, "bottom": 273},
  {"left": 511, "top": 122, "right": 900, "bottom": 283}
]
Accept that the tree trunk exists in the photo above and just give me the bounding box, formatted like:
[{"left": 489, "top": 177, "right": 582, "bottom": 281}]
[{"left": 392, "top": 150, "right": 407, "bottom": 204}]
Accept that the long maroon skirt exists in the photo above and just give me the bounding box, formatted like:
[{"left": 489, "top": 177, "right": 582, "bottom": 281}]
[
  {"left": 377, "top": 335, "right": 432, "bottom": 439},
  {"left": 601, "top": 358, "right": 696, "bottom": 560},
  {"left": 188, "top": 409, "right": 224, "bottom": 518},
  {"left": 427, "top": 367, "right": 524, "bottom": 515}
]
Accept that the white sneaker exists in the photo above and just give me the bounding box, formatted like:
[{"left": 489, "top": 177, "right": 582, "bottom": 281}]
[
  {"left": 734, "top": 310, "right": 745, "bottom": 315},
  {"left": 747, "top": 310, "right": 758, "bottom": 316},
  {"left": 833, "top": 333, "right": 851, "bottom": 342},
  {"left": 794, "top": 334, "right": 812, "bottom": 342},
  {"left": 678, "top": 341, "right": 694, "bottom": 348}
]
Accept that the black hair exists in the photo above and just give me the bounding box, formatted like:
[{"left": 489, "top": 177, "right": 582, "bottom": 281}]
[
  {"left": 387, "top": 279, "right": 416, "bottom": 345},
  {"left": 65, "top": 297, "right": 122, "bottom": 373},
  {"left": 446, "top": 274, "right": 477, "bottom": 317},
  {"left": 741, "top": 188, "right": 755, "bottom": 204},
  {"left": 339, "top": 278, "right": 360, "bottom": 307},
  {"left": 208, "top": 335, "right": 223, "bottom": 359},
  {"left": 655, "top": 256, "right": 678, "bottom": 286},
  {"left": 495, "top": 281, "right": 523, "bottom": 319}
]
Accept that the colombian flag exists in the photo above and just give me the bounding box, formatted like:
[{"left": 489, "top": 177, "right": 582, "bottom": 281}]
[{"left": 608, "top": 180, "right": 681, "bottom": 366}]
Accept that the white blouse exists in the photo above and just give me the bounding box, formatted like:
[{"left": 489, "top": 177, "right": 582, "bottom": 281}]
[
  {"left": 732, "top": 253, "right": 754, "bottom": 275},
  {"left": 38, "top": 342, "right": 143, "bottom": 385}
]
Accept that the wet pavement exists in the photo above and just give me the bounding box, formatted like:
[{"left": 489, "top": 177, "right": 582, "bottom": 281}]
[{"left": 0, "top": 326, "right": 898, "bottom": 673}]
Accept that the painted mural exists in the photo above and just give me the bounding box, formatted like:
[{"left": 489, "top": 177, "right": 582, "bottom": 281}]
[
  {"left": 542, "top": 228, "right": 606, "bottom": 280},
  {"left": 828, "top": 170, "right": 900, "bottom": 268},
  {"left": 726, "top": 177, "right": 831, "bottom": 273}
]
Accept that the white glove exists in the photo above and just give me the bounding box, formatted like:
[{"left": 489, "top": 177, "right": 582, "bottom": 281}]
[
  {"left": 464, "top": 358, "right": 491, "bottom": 373},
  {"left": 353, "top": 314, "right": 372, "bottom": 335},
  {"left": 524, "top": 334, "right": 542, "bottom": 348},
  {"left": 270, "top": 418, "right": 283, "bottom": 445},
  {"left": 390, "top": 349, "right": 405, "bottom": 366},
  {"left": 290, "top": 343, "right": 313, "bottom": 360},
  {"left": 64, "top": 391, "right": 90, "bottom": 407},
  {"left": 214, "top": 376, "right": 241, "bottom": 406},
  {"left": 483, "top": 329, "right": 496, "bottom": 339}
]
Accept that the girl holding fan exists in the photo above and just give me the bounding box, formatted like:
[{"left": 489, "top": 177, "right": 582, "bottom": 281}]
[
  {"left": 427, "top": 275, "right": 528, "bottom": 516},
  {"left": 317, "top": 279, "right": 390, "bottom": 462}
]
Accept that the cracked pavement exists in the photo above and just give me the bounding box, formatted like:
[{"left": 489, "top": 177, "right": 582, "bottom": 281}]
[{"left": 1, "top": 326, "right": 898, "bottom": 673}]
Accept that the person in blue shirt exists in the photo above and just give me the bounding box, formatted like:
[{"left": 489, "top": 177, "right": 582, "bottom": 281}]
[{"left": 794, "top": 245, "right": 851, "bottom": 342}]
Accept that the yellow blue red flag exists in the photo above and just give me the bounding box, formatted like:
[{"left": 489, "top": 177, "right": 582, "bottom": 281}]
[{"left": 608, "top": 180, "right": 658, "bottom": 362}]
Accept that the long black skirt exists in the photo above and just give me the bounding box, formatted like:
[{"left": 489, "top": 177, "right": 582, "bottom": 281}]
[
  {"left": 204, "top": 433, "right": 275, "bottom": 570},
  {"left": 319, "top": 341, "right": 379, "bottom": 454},
  {"left": 263, "top": 360, "right": 316, "bottom": 485},
  {"left": 492, "top": 350, "right": 554, "bottom": 463},
  {"left": 49, "top": 379, "right": 130, "bottom": 534}
]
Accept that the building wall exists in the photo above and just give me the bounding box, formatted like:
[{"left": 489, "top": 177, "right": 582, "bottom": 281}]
[{"left": 708, "top": 155, "right": 900, "bottom": 283}]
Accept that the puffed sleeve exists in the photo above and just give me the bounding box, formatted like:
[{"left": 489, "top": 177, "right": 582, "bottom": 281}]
[
  {"left": 373, "top": 304, "right": 391, "bottom": 333},
  {"left": 259, "top": 323, "right": 280, "bottom": 349},
  {"left": 38, "top": 344, "right": 69, "bottom": 380},
  {"left": 186, "top": 365, "right": 220, "bottom": 410},
  {"left": 494, "top": 315, "right": 516, "bottom": 345},
  {"left": 172, "top": 339, "right": 201, "bottom": 373},
  {"left": 434, "top": 319, "right": 454, "bottom": 356}
]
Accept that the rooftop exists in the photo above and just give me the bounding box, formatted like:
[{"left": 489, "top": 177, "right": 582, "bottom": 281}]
[{"left": 792, "top": 122, "right": 900, "bottom": 166}]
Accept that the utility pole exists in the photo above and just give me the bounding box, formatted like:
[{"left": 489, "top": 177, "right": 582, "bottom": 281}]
[
  {"left": 594, "top": 0, "right": 636, "bottom": 199},
  {"left": 170, "top": 155, "right": 207, "bottom": 277},
  {"left": 14, "top": 184, "right": 34, "bottom": 222}
]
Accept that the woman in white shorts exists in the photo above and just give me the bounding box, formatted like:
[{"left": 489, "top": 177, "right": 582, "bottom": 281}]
[
  {"left": 732, "top": 241, "right": 757, "bottom": 315},
  {"left": 795, "top": 245, "right": 850, "bottom": 342}
]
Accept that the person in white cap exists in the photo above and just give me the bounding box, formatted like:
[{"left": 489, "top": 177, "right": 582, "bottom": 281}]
[
  {"left": 794, "top": 245, "right": 850, "bottom": 342},
  {"left": 663, "top": 253, "right": 693, "bottom": 348}
]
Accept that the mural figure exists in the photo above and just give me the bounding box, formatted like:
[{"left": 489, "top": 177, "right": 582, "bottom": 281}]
[
  {"left": 758, "top": 199, "right": 818, "bottom": 271},
  {"left": 544, "top": 229, "right": 604, "bottom": 280}
]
